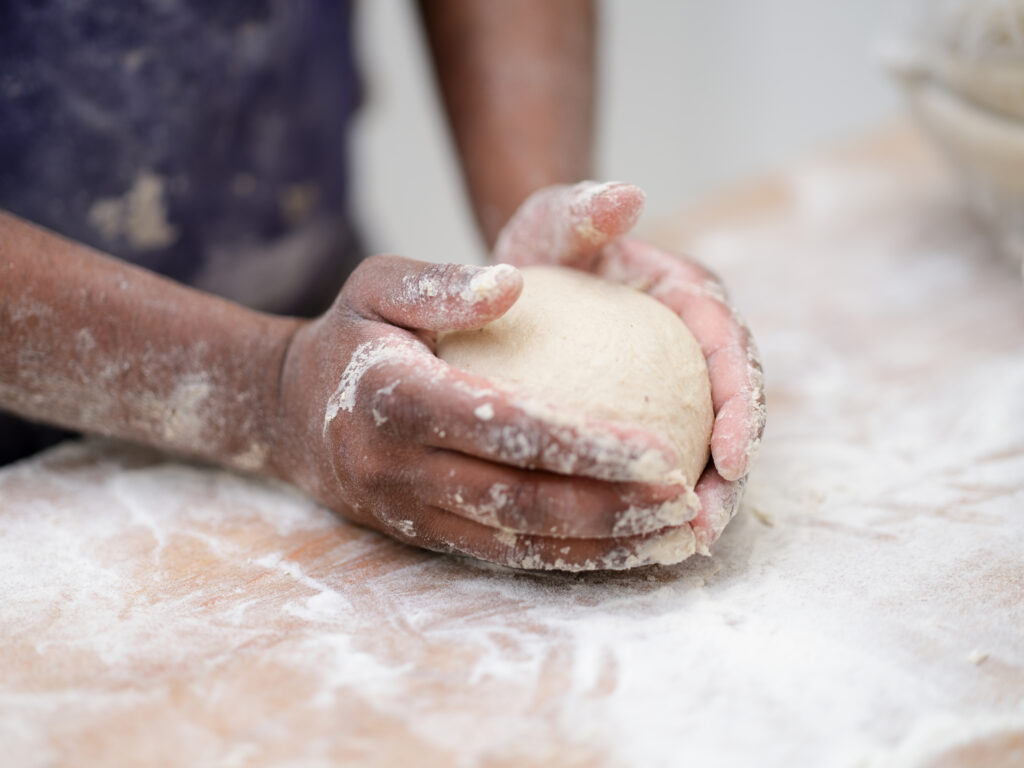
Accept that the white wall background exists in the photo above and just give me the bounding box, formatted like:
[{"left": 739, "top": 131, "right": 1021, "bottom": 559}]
[{"left": 351, "top": 1, "right": 903, "bottom": 266}]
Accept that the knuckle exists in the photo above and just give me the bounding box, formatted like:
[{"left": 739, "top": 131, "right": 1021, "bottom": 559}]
[
  {"left": 340, "top": 253, "right": 395, "bottom": 305},
  {"left": 357, "top": 358, "right": 422, "bottom": 419},
  {"left": 341, "top": 254, "right": 377, "bottom": 295},
  {"left": 363, "top": 366, "right": 407, "bottom": 415},
  {"left": 357, "top": 252, "right": 393, "bottom": 276}
]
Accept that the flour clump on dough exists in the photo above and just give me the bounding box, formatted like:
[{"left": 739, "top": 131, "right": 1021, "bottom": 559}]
[{"left": 437, "top": 265, "right": 713, "bottom": 488}]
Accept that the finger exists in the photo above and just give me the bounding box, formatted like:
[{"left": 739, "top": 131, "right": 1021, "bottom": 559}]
[
  {"left": 377, "top": 503, "right": 699, "bottom": 571},
  {"left": 691, "top": 465, "right": 747, "bottom": 554},
  {"left": 597, "top": 239, "right": 766, "bottom": 480},
  {"left": 595, "top": 240, "right": 734, "bottom": 353},
  {"left": 494, "top": 181, "right": 646, "bottom": 268},
  {"left": 707, "top": 345, "right": 766, "bottom": 480},
  {"left": 598, "top": 239, "right": 727, "bottom": 299},
  {"left": 568, "top": 181, "right": 646, "bottom": 250},
  {"left": 343, "top": 254, "right": 523, "bottom": 332},
  {"left": 409, "top": 450, "right": 697, "bottom": 538},
  {"left": 319, "top": 330, "right": 681, "bottom": 483},
  {"left": 355, "top": 352, "right": 682, "bottom": 483}
]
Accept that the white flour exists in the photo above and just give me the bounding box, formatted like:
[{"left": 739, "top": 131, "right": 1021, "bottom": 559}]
[{"left": 1, "top": 146, "right": 1023, "bottom": 767}]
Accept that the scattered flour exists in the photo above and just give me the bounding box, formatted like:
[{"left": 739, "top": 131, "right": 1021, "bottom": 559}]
[{"left": 2, "top": 145, "right": 1022, "bottom": 766}]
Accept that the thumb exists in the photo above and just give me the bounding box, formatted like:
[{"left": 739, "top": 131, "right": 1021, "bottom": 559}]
[
  {"left": 342, "top": 255, "right": 523, "bottom": 332},
  {"left": 494, "top": 181, "right": 646, "bottom": 267}
]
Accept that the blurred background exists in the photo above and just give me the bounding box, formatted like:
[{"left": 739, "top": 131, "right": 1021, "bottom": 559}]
[{"left": 351, "top": 1, "right": 902, "bottom": 265}]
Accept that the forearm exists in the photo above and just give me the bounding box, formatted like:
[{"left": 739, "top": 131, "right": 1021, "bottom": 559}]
[
  {"left": 419, "top": 0, "right": 596, "bottom": 246},
  {"left": 0, "top": 211, "right": 301, "bottom": 473}
]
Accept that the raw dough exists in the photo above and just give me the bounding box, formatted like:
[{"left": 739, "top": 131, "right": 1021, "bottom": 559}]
[{"left": 437, "top": 265, "right": 713, "bottom": 487}]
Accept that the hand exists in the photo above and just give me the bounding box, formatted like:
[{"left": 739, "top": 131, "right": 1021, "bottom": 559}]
[
  {"left": 270, "top": 254, "right": 707, "bottom": 570},
  {"left": 494, "top": 181, "right": 766, "bottom": 553}
]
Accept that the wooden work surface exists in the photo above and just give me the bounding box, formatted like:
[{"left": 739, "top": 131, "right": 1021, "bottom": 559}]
[{"left": 2, "top": 127, "right": 1023, "bottom": 767}]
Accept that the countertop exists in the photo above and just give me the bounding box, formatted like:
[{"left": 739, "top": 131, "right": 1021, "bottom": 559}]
[{"left": 2, "top": 126, "right": 1022, "bottom": 767}]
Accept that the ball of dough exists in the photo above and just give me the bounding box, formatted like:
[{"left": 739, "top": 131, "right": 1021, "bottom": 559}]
[{"left": 437, "top": 265, "right": 713, "bottom": 487}]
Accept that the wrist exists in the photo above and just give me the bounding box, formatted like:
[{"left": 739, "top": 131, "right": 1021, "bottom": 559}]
[
  {"left": 249, "top": 314, "right": 307, "bottom": 482},
  {"left": 260, "top": 315, "right": 326, "bottom": 493}
]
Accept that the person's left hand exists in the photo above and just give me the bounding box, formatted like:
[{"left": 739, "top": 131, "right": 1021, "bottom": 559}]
[{"left": 493, "top": 181, "right": 766, "bottom": 553}]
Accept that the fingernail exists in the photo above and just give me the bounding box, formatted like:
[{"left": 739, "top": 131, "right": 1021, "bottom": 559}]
[
  {"left": 467, "top": 263, "right": 519, "bottom": 301},
  {"left": 571, "top": 180, "right": 627, "bottom": 207}
]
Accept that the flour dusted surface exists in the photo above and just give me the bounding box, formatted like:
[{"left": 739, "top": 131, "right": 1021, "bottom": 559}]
[{"left": 1, "top": 128, "right": 1022, "bottom": 767}]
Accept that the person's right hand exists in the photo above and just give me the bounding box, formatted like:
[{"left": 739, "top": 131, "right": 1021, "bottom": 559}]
[
  {"left": 269, "top": 254, "right": 705, "bottom": 570},
  {"left": 493, "top": 181, "right": 766, "bottom": 555}
]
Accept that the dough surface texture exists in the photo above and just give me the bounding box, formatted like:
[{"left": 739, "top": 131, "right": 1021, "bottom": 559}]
[{"left": 437, "top": 265, "right": 713, "bottom": 487}]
